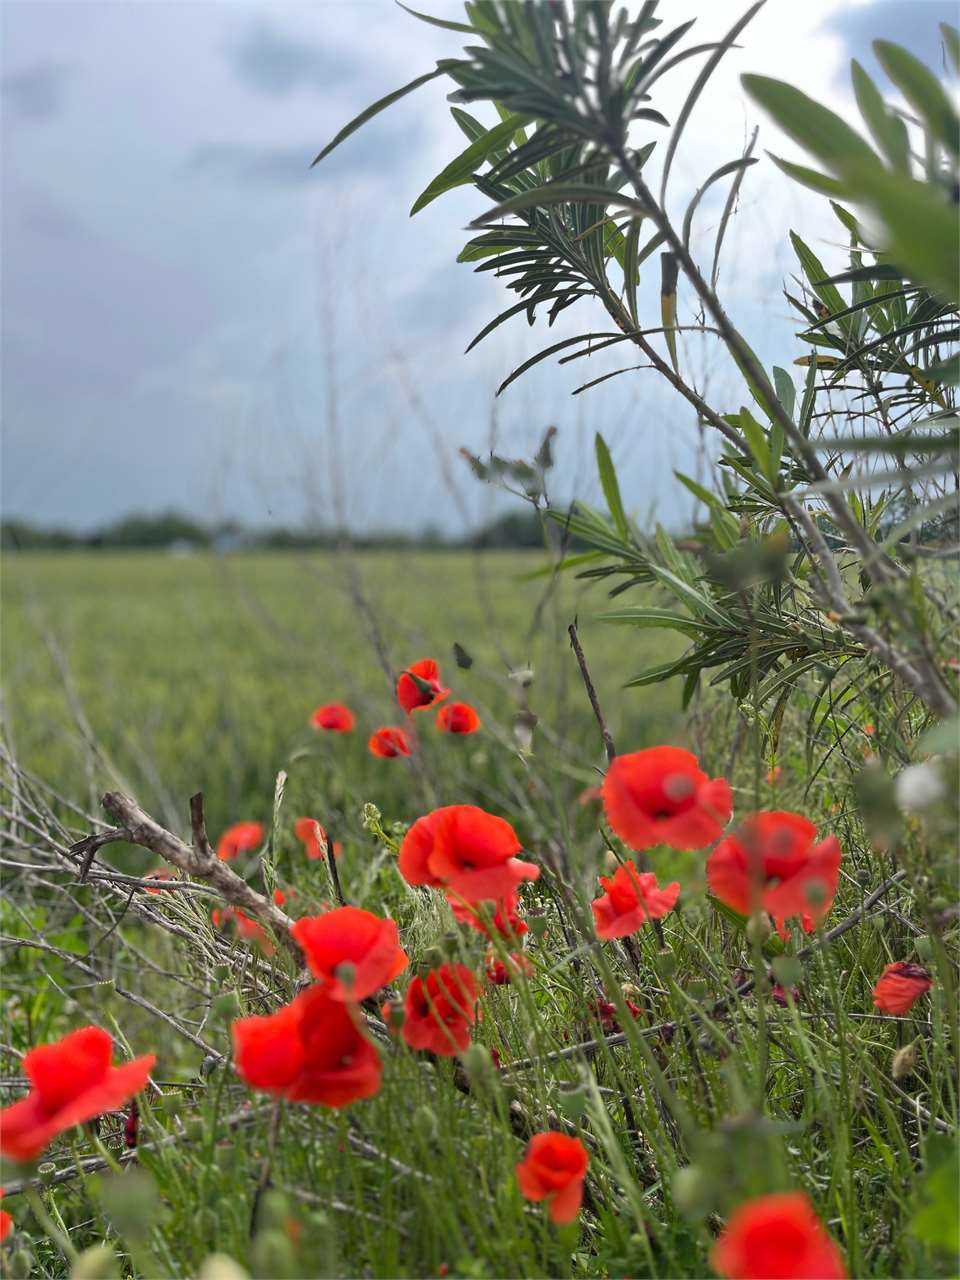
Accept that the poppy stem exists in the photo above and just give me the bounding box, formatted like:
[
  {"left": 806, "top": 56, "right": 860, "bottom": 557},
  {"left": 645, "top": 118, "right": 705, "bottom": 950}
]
[{"left": 567, "top": 622, "right": 616, "bottom": 766}]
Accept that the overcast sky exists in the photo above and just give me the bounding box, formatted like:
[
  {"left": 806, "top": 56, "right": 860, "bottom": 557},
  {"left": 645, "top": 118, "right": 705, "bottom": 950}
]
[{"left": 1, "top": 0, "right": 952, "bottom": 534}]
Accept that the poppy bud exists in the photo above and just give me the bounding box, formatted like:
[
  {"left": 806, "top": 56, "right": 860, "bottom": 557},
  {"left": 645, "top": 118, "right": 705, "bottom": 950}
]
[
  {"left": 72, "top": 1245, "right": 122, "bottom": 1279},
  {"left": 688, "top": 979, "right": 709, "bottom": 1002},
  {"left": 855, "top": 868, "right": 872, "bottom": 887},
  {"left": 198, "top": 1254, "right": 251, "bottom": 1280},
  {"left": 213, "top": 964, "right": 231, "bottom": 983},
  {"left": 360, "top": 803, "right": 382, "bottom": 831},
  {"left": 258, "top": 1191, "right": 292, "bottom": 1230},
  {"left": 461, "top": 1044, "right": 498, "bottom": 1093},
  {"left": 212, "top": 992, "right": 241, "bottom": 1023},
  {"left": 745, "top": 912, "right": 772, "bottom": 945},
  {"left": 10, "top": 1253, "right": 33, "bottom": 1279},
  {"left": 412, "top": 1104, "right": 439, "bottom": 1144},
  {"left": 333, "top": 961, "right": 356, "bottom": 990},
  {"left": 38, "top": 1161, "right": 57, "bottom": 1185},
  {"left": 527, "top": 915, "right": 550, "bottom": 939},
  {"left": 804, "top": 879, "right": 827, "bottom": 907},
  {"left": 915, "top": 936, "right": 934, "bottom": 962},
  {"left": 891, "top": 1042, "right": 917, "bottom": 1081},
  {"left": 250, "top": 1229, "right": 295, "bottom": 1280},
  {"left": 557, "top": 1083, "right": 588, "bottom": 1120},
  {"left": 771, "top": 956, "right": 803, "bottom": 989},
  {"left": 656, "top": 948, "right": 676, "bottom": 979},
  {"left": 672, "top": 1164, "right": 712, "bottom": 1217}
]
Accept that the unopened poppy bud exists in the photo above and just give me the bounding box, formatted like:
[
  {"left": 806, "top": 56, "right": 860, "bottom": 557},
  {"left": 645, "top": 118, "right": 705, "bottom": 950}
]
[
  {"left": 557, "top": 1082, "right": 587, "bottom": 1120},
  {"left": 198, "top": 1254, "right": 251, "bottom": 1280},
  {"left": 672, "top": 1164, "right": 712, "bottom": 1217},
  {"left": 212, "top": 991, "right": 241, "bottom": 1023},
  {"left": 334, "top": 961, "right": 356, "bottom": 989},
  {"left": 200, "top": 1054, "right": 221, "bottom": 1078},
  {"left": 688, "top": 979, "right": 709, "bottom": 1002},
  {"left": 804, "top": 878, "right": 827, "bottom": 907},
  {"left": 891, "top": 1042, "right": 917, "bottom": 1081},
  {"left": 412, "top": 1104, "right": 439, "bottom": 1143},
  {"left": 213, "top": 964, "right": 231, "bottom": 983},
  {"left": 526, "top": 914, "right": 549, "bottom": 939},
  {"left": 656, "top": 948, "right": 676, "bottom": 979},
  {"left": 915, "top": 935, "right": 934, "bottom": 962},
  {"left": 250, "top": 1229, "right": 295, "bottom": 1280},
  {"left": 855, "top": 868, "right": 872, "bottom": 887},
  {"left": 360, "top": 803, "right": 381, "bottom": 831},
  {"left": 258, "top": 1191, "right": 292, "bottom": 1230},
  {"left": 70, "top": 1244, "right": 122, "bottom": 1279},
  {"left": 745, "top": 912, "right": 772, "bottom": 945},
  {"left": 11, "top": 1253, "right": 33, "bottom": 1279},
  {"left": 38, "top": 1161, "right": 57, "bottom": 1185},
  {"left": 382, "top": 1000, "right": 405, "bottom": 1030},
  {"left": 162, "top": 1094, "right": 183, "bottom": 1117},
  {"left": 461, "top": 1043, "right": 498, "bottom": 1093},
  {"left": 771, "top": 956, "right": 803, "bottom": 988}
]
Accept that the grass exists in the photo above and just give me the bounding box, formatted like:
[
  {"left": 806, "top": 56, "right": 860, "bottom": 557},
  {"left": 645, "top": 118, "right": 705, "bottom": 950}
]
[{"left": 1, "top": 548, "right": 957, "bottom": 1279}]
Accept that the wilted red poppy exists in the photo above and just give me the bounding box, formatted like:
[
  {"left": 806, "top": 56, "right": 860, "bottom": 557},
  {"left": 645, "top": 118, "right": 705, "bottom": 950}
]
[
  {"left": 295, "top": 817, "right": 329, "bottom": 861},
  {"left": 711, "top": 1192, "right": 847, "bottom": 1279},
  {"left": 399, "top": 804, "right": 539, "bottom": 903},
  {"left": 872, "top": 962, "right": 932, "bottom": 1014},
  {"left": 447, "top": 891, "right": 529, "bottom": 939},
  {"left": 486, "top": 950, "right": 534, "bottom": 986},
  {"left": 143, "top": 866, "right": 175, "bottom": 894},
  {"left": 436, "top": 702, "right": 481, "bottom": 735},
  {"left": 216, "top": 821, "right": 264, "bottom": 862},
  {"left": 766, "top": 766, "right": 783, "bottom": 786},
  {"left": 591, "top": 997, "right": 642, "bottom": 1034},
  {"left": 591, "top": 862, "right": 680, "bottom": 939},
  {"left": 311, "top": 703, "right": 355, "bottom": 732},
  {"left": 602, "top": 747, "right": 732, "bottom": 851},
  {"left": 368, "top": 726, "right": 413, "bottom": 758},
  {"left": 397, "top": 658, "right": 450, "bottom": 714},
  {"left": 233, "top": 984, "right": 381, "bottom": 1108},
  {"left": 291, "top": 907, "right": 408, "bottom": 1001},
  {"left": 516, "top": 1132, "right": 589, "bottom": 1225},
  {"left": 0, "top": 1027, "right": 155, "bottom": 1163},
  {"left": 707, "top": 811, "right": 842, "bottom": 939},
  {"left": 399, "top": 964, "right": 479, "bottom": 1056}
]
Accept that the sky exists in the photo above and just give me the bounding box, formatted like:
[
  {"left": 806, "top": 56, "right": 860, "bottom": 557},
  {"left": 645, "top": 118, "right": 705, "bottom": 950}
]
[{"left": 1, "top": 0, "right": 953, "bottom": 536}]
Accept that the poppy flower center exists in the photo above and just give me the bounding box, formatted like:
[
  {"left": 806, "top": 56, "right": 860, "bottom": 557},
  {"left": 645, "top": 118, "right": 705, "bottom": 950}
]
[{"left": 662, "top": 773, "right": 695, "bottom": 804}]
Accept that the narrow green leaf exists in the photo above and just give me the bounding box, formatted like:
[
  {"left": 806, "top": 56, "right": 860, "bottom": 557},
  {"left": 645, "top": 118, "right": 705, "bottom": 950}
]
[
  {"left": 396, "top": 2, "right": 475, "bottom": 32},
  {"left": 496, "top": 333, "right": 625, "bottom": 396},
  {"left": 312, "top": 65, "right": 450, "bottom": 165},
  {"left": 411, "top": 113, "right": 532, "bottom": 214},
  {"left": 595, "top": 433, "right": 629, "bottom": 539},
  {"left": 873, "top": 39, "right": 959, "bottom": 156},
  {"left": 742, "top": 74, "right": 881, "bottom": 172},
  {"left": 772, "top": 366, "right": 796, "bottom": 420},
  {"left": 851, "top": 59, "right": 910, "bottom": 173},
  {"left": 768, "top": 153, "right": 846, "bottom": 197}
]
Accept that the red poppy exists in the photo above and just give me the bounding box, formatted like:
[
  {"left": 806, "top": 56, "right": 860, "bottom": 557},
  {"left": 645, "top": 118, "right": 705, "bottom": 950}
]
[
  {"left": 591, "top": 998, "right": 642, "bottom": 1034},
  {"left": 311, "top": 703, "right": 355, "bottom": 732},
  {"left": 872, "top": 962, "right": 932, "bottom": 1014},
  {"left": 766, "top": 766, "right": 783, "bottom": 786},
  {"left": 294, "top": 817, "right": 328, "bottom": 860},
  {"left": 273, "top": 887, "right": 297, "bottom": 908},
  {"left": 143, "top": 866, "right": 175, "bottom": 894},
  {"left": 397, "top": 658, "right": 450, "bottom": 714},
  {"left": 232, "top": 985, "right": 381, "bottom": 1108},
  {"left": 436, "top": 702, "right": 481, "bottom": 735},
  {"left": 486, "top": 950, "right": 534, "bottom": 986},
  {"left": 399, "top": 964, "right": 479, "bottom": 1056},
  {"left": 216, "top": 821, "right": 264, "bottom": 862},
  {"left": 707, "top": 811, "right": 842, "bottom": 939},
  {"left": 291, "top": 907, "right": 408, "bottom": 1001},
  {"left": 592, "top": 862, "right": 680, "bottom": 939},
  {"left": 711, "top": 1192, "right": 847, "bottom": 1279},
  {"left": 399, "top": 804, "right": 538, "bottom": 903},
  {"left": 212, "top": 907, "right": 274, "bottom": 955},
  {"left": 0, "top": 1192, "right": 11, "bottom": 1243},
  {"left": 0, "top": 1027, "right": 155, "bottom": 1163},
  {"left": 368, "top": 726, "right": 413, "bottom": 758},
  {"left": 516, "top": 1132, "right": 589, "bottom": 1225},
  {"left": 602, "top": 747, "right": 732, "bottom": 851},
  {"left": 447, "top": 891, "right": 529, "bottom": 940}
]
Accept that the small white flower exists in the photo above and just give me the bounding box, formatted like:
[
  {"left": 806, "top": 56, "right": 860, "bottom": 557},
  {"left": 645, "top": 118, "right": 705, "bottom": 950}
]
[{"left": 894, "top": 761, "right": 945, "bottom": 813}]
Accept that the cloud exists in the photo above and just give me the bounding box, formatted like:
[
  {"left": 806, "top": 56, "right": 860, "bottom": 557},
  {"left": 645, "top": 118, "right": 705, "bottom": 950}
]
[
  {"left": 825, "top": 1, "right": 955, "bottom": 83},
  {"left": 226, "top": 21, "right": 352, "bottom": 97},
  {"left": 1, "top": 60, "right": 72, "bottom": 120},
  {"left": 187, "top": 142, "right": 318, "bottom": 185},
  {"left": 17, "top": 188, "right": 89, "bottom": 240}
]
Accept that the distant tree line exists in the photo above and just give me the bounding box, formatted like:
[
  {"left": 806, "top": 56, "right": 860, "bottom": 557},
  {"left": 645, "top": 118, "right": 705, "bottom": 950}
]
[{"left": 1, "top": 507, "right": 558, "bottom": 552}]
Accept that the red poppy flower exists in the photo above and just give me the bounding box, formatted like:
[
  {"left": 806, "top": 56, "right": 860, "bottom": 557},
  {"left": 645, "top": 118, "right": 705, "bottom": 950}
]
[
  {"left": 591, "top": 998, "right": 642, "bottom": 1034},
  {"left": 711, "top": 1192, "right": 847, "bottom": 1279},
  {"left": 436, "top": 702, "right": 481, "bottom": 735},
  {"left": 273, "top": 887, "right": 297, "bottom": 908},
  {"left": 232, "top": 985, "right": 381, "bottom": 1108},
  {"left": 368, "top": 726, "right": 413, "bottom": 758},
  {"left": 291, "top": 907, "right": 408, "bottom": 1001},
  {"left": 399, "top": 964, "right": 479, "bottom": 1056},
  {"left": 0, "top": 1027, "right": 155, "bottom": 1163},
  {"left": 766, "top": 766, "right": 783, "bottom": 786},
  {"left": 872, "top": 962, "right": 932, "bottom": 1014},
  {"left": 0, "top": 1192, "right": 11, "bottom": 1243},
  {"left": 216, "top": 821, "right": 264, "bottom": 862},
  {"left": 707, "top": 811, "right": 842, "bottom": 939},
  {"left": 516, "top": 1132, "right": 589, "bottom": 1225},
  {"left": 397, "top": 658, "right": 450, "bottom": 714},
  {"left": 311, "top": 703, "right": 355, "bottom": 732},
  {"left": 143, "top": 866, "right": 175, "bottom": 894},
  {"left": 212, "top": 907, "right": 274, "bottom": 955},
  {"left": 602, "top": 747, "right": 732, "bottom": 851},
  {"left": 294, "top": 817, "right": 329, "bottom": 861},
  {"left": 399, "top": 804, "right": 538, "bottom": 903},
  {"left": 447, "top": 891, "right": 529, "bottom": 940},
  {"left": 591, "top": 862, "right": 680, "bottom": 939},
  {"left": 485, "top": 950, "right": 534, "bottom": 986}
]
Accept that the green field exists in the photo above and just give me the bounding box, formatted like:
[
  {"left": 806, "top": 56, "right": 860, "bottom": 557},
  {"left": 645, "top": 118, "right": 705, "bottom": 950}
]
[{"left": 2, "top": 549, "right": 685, "bottom": 847}]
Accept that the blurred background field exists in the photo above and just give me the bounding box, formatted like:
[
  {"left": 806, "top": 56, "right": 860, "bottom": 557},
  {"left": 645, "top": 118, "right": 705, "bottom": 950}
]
[{"left": 2, "top": 548, "right": 685, "bottom": 840}]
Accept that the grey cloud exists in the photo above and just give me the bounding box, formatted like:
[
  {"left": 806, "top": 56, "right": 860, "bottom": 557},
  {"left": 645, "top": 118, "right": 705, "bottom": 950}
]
[
  {"left": 826, "top": 1, "right": 955, "bottom": 83},
  {"left": 227, "top": 21, "right": 351, "bottom": 97},
  {"left": 188, "top": 142, "right": 317, "bottom": 185},
  {"left": 17, "top": 189, "right": 89, "bottom": 240},
  {"left": 1, "top": 61, "right": 72, "bottom": 120}
]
